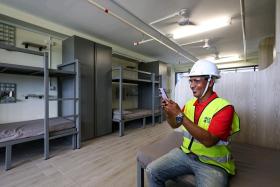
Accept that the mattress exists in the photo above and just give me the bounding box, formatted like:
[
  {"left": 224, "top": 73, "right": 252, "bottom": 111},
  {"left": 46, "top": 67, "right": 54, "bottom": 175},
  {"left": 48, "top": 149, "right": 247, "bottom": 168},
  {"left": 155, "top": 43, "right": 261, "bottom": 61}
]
[
  {"left": 113, "top": 109, "right": 160, "bottom": 121},
  {"left": 0, "top": 117, "right": 75, "bottom": 143}
]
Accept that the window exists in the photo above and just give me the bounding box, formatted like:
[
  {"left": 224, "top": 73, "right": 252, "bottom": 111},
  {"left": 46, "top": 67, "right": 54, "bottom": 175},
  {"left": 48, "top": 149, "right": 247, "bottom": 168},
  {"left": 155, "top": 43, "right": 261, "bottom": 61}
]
[
  {"left": 175, "top": 72, "right": 189, "bottom": 85},
  {"left": 220, "top": 65, "right": 258, "bottom": 74}
]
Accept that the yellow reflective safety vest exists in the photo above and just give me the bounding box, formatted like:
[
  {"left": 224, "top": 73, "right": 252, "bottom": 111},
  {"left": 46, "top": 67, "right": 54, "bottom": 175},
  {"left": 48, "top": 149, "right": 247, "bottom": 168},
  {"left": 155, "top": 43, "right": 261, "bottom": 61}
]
[{"left": 181, "top": 97, "right": 240, "bottom": 175}]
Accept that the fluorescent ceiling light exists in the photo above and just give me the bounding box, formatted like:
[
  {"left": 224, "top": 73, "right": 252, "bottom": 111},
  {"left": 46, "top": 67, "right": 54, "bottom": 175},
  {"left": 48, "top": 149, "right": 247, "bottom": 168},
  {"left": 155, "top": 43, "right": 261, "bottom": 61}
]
[
  {"left": 172, "top": 16, "right": 231, "bottom": 39},
  {"left": 206, "top": 54, "right": 241, "bottom": 64}
]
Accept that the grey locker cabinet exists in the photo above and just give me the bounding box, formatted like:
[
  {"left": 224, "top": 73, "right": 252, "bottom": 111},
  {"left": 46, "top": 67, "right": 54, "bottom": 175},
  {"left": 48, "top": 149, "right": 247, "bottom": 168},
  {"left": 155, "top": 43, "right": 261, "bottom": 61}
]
[
  {"left": 62, "top": 35, "right": 112, "bottom": 140},
  {"left": 94, "top": 43, "right": 112, "bottom": 137}
]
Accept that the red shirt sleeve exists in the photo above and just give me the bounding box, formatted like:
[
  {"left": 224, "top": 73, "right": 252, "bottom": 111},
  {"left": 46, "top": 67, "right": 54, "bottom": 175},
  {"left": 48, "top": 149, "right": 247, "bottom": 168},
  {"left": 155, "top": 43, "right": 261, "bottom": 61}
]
[{"left": 208, "top": 105, "right": 234, "bottom": 141}]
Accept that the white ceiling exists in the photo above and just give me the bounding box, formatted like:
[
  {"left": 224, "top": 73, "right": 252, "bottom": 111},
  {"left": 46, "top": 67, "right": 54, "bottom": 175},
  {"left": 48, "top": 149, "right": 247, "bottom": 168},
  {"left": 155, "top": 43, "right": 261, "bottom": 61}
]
[{"left": 0, "top": 0, "right": 276, "bottom": 64}]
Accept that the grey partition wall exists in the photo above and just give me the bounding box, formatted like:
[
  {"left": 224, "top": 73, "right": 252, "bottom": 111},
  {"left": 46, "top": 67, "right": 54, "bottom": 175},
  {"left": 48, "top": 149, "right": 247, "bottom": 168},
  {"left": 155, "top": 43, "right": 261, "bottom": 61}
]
[{"left": 62, "top": 35, "right": 112, "bottom": 140}]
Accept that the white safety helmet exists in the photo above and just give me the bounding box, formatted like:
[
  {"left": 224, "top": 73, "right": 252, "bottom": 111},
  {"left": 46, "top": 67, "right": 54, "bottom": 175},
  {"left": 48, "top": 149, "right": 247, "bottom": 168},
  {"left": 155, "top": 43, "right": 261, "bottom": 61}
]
[{"left": 189, "top": 59, "right": 220, "bottom": 79}]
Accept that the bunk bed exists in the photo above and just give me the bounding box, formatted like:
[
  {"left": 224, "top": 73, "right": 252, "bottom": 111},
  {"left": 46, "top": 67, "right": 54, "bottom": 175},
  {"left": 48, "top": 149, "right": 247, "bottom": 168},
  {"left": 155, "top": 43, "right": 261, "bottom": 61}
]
[
  {"left": 0, "top": 43, "right": 80, "bottom": 170},
  {"left": 112, "top": 66, "right": 162, "bottom": 136}
]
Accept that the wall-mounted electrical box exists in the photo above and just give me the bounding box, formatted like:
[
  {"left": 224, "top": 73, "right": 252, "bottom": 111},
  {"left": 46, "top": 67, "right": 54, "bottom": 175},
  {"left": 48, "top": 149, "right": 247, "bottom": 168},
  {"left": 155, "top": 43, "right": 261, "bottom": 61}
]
[{"left": 0, "top": 83, "right": 16, "bottom": 103}]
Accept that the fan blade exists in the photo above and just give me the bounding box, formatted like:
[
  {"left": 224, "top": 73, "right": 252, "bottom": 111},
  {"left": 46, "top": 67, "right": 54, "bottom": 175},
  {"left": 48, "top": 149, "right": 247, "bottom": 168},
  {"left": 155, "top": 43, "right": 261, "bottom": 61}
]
[
  {"left": 184, "top": 45, "right": 204, "bottom": 48},
  {"left": 217, "top": 56, "right": 236, "bottom": 59},
  {"left": 160, "top": 21, "right": 178, "bottom": 27},
  {"left": 188, "top": 21, "right": 196, "bottom": 25},
  {"left": 150, "top": 12, "right": 179, "bottom": 25},
  {"left": 191, "top": 46, "right": 204, "bottom": 49}
]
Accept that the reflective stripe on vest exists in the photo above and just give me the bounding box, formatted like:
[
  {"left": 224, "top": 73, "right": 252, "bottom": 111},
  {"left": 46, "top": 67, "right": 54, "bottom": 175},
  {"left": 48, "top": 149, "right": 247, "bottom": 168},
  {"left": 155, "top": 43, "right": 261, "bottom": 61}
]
[
  {"left": 180, "top": 97, "right": 240, "bottom": 175},
  {"left": 183, "top": 130, "right": 229, "bottom": 146},
  {"left": 200, "top": 154, "right": 231, "bottom": 163}
]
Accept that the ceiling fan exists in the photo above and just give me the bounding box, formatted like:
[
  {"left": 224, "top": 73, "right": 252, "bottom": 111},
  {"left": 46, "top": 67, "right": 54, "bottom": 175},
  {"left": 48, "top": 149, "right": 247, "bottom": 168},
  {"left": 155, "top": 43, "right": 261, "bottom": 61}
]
[
  {"left": 150, "top": 9, "right": 196, "bottom": 26},
  {"left": 181, "top": 39, "right": 212, "bottom": 49}
]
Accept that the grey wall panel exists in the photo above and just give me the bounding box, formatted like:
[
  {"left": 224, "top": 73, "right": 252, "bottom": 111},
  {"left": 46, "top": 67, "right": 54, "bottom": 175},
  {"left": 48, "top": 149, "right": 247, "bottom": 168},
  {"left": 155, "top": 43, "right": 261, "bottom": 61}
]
[
  {"left": 139, "top": 61, "right": 159, "bottom": 75},
  {"left": 138, "top": 61, "right": 167, "bottom": 110},
  {"left": 60, "top": 77, "right": 75, "bottom": 118},
  {"left": 138, "top": 83, "right": 152, "bottom": 109},
  {"left": 62, "top": 37, "right": 74, "bottom": 65},
  {"left": 95, "top": 43, "right": 112, "bottom": 137},
  {"left": 138, "top": 62, "right": 155, "bottom": 110}
]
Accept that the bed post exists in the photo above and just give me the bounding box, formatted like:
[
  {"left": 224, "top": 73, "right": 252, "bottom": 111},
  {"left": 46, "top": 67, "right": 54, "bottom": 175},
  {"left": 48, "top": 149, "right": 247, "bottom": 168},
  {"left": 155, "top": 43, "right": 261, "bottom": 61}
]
[
  {"left": 137, "top": 160, "right": 144, "bottom": 187},
  {"left": 119, "top": 66, "right": 123, "bottom": 137},
  {"left": 43, "top": 52, "right": 50, "bottom": 160},
  {"left": 119, "top": 121, "right": 124, "bottom": 137},
  {"left": 142, "top": 117, "right": 146, "bottom": 128},
  {"left": 159, "top": 75, "right": 163, "bottom": 124},
  {"left": 76, "top": 59, "right": 81, "bottom": 149},
  {"left": 152, "top": 73, "right": 155, "bottom": 126},
  {"left": 5, "top": 145, "right": 12, "bottom": 170},
  {"left": 72, "top": 59, "right": 77, "bottom": 150}
]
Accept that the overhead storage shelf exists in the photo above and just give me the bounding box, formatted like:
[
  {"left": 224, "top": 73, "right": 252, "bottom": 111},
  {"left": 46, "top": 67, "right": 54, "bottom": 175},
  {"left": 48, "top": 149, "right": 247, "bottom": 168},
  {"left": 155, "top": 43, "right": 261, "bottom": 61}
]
[
  {"left": 0, "top": 62, "right": 75, "bottom": 77},
  {"left": 0, "top": 42, "right": 44, "bottom": 56}
]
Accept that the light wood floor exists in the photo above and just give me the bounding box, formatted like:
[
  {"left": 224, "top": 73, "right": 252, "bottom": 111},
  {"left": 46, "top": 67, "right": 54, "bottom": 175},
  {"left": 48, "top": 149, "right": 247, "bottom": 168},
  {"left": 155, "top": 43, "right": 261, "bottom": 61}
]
[{"left": 0, "top": 122, "right": 173, "bottom": 187}]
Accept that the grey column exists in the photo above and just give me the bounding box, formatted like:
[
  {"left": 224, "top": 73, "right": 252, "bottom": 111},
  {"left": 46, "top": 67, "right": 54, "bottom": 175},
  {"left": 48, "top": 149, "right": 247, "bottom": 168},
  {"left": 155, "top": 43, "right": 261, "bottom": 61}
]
[{"left": 44, "top": 52, "right": 50, "bottom": 160}]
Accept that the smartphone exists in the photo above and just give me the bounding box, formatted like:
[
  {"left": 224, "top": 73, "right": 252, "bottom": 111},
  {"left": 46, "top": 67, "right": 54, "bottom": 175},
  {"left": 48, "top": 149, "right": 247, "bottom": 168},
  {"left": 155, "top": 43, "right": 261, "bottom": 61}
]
[{"left": 159, "top": 88, "right": 168, "bottom": 100}]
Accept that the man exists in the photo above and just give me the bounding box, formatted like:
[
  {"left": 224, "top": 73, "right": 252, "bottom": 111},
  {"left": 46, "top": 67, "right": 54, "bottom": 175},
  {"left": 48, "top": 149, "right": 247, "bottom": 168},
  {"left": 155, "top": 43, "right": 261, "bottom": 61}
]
[{"left": 146, "top": 60, "right": 240, "bottom": 187}]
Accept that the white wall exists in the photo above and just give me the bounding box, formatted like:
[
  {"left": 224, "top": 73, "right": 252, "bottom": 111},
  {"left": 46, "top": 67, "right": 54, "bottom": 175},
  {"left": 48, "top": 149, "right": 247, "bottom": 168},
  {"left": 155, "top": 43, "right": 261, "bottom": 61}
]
[
  {"left": 0, "top": 28, "right": 61, "bottom": 123},
  {"left": 0, "top": 74, "right": 57, "bottom": 123},
  {"left": 0, "top": 28, "right": 62, "bottom": 68}
]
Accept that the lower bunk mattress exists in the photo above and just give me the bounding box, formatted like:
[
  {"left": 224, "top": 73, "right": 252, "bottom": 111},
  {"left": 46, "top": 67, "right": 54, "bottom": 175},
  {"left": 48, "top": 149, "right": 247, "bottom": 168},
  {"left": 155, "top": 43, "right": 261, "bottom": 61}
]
[
  {"left": 0, "top": 117, "right": 75, "bottom": 143},
  {"left": 113, "top": 109, "right": 160, "bottom": 121}
]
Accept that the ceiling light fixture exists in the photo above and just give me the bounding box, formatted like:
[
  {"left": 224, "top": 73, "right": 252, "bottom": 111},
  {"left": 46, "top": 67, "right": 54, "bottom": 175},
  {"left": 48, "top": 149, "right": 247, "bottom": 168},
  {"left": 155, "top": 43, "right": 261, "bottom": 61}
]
[
  {"left": 172, "top": 16, "right": 231, "bottom": 39},
  {"left": 206, "top": 54, "right": 241, "bottom": 64}
]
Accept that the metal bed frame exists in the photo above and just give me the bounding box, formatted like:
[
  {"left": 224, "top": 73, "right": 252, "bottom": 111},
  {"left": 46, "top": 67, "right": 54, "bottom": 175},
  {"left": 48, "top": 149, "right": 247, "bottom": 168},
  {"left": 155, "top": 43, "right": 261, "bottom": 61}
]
[
  {"left": 0, "top": 43, "right": 81, "bottom": 170},
  {"left": 112, "top": 66, "right": 162, "bottom": 136}
]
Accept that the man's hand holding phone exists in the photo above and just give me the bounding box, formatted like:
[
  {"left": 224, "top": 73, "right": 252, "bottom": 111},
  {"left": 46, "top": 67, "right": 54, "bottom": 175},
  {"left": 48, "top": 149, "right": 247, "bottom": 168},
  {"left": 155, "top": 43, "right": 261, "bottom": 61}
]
[
  {"left": 159, "top": 88, "right": 169, "bottom": 112},
  {"left": 159, "top": 88, "right": 182, "bottom": 118},
  {"left": 159, "top": 88, "right": 168, "bottom": 101}
]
